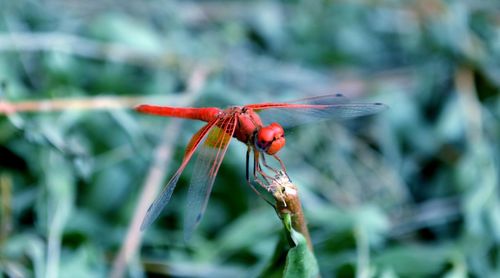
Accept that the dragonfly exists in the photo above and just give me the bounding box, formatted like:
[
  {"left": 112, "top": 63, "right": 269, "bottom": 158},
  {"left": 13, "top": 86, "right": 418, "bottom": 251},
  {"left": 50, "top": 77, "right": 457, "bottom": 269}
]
[{"left": 136, "top": 93, "right": 387, "bottom": 239}]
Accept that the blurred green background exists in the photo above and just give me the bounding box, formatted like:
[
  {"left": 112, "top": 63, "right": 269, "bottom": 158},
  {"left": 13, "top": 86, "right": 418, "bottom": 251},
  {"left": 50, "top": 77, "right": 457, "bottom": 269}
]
[{"left": 1, "top": 0, "right": 499, "bottom": 277}]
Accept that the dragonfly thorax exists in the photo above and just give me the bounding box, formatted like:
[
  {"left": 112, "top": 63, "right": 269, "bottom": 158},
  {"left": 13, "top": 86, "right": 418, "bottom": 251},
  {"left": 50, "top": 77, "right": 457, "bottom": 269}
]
[{"left": 254, "top": 122, "right": 286, "bottom": 155}]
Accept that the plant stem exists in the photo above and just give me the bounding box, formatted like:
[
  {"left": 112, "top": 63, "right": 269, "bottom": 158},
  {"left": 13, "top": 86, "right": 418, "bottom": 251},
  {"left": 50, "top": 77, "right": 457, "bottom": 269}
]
[
  {"left": 0, "top": 95, "right": 184, "bottom": 114},
  {"left": 271, "top": 171, "right": 313, "bottom": 251}
]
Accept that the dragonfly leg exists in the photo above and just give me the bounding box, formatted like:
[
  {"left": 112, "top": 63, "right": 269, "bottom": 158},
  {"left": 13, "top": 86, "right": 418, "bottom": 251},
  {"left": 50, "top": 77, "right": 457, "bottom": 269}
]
[
  {"left": 260, "top": 154, "right": 280, "bottom": 174},
  {"left": 246, "top": 173, "right": 269, "bottom": 202},
  {"left": 246, "top": 147, "right": 266, "bottom": 194},
  {"left": 273, "top": 154, "right": 287, "bottom": 172},
  {"left": 272, "top": 154, "right": 291, "bottom": 181},
  {"left": 244, "top": 148, "right": 275, "bottom": 207},
  {"left": 246, "top": 145, "right": 251, "bottom": 182},
  {"left": 253, "top": 151, "right": 273, "bottom": 189}
]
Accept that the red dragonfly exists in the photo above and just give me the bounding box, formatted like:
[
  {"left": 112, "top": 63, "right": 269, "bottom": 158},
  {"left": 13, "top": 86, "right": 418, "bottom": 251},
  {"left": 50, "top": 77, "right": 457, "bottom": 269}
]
[{"left": 137, "top": 93, "right": 386, "bottom": 238}]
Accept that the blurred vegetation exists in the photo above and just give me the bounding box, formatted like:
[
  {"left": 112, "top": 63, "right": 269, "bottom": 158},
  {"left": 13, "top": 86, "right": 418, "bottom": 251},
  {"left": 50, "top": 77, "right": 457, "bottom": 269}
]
[{"left": 1, "top": 0, "right": 499, "bottom": 277}]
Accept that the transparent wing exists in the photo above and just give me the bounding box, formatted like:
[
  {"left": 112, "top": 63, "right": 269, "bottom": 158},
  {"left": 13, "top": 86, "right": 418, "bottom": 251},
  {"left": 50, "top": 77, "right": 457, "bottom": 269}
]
[
  {"left": 247, "top": 93, "right": 387, "bottom": 128},
  {"left": 286, "top": 93, "right": 350, "bottom": 105},
  {"left": 140, "top": 119, "right": 220, "bottom": 231},
  {"left": 183, "top": 115, "right": 238, "bottom": 240}
]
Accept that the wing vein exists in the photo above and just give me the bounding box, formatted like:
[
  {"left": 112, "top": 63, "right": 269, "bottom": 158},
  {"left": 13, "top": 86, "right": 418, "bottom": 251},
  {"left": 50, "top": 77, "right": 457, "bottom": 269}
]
[{"left": 140, "top": 118, "right": 221, "bottom": 231}]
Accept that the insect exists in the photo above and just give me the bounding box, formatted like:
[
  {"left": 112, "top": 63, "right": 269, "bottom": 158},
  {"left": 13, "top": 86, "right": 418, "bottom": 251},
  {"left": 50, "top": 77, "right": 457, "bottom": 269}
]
[{"left": 136, "top": 93, "right": 386, "bottom": 238}]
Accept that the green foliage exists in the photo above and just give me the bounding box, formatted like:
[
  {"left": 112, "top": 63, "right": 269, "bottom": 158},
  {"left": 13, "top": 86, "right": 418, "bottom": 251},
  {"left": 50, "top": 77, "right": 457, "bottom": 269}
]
[
  {"left": 1, "top": 0, "right": 500, "bottom": 277},
  {"left": 258, "top": 213, "right": 319, "bottom": 278},
  {"left": 282, "top": 214, "right": 319, "bottom": 278}
]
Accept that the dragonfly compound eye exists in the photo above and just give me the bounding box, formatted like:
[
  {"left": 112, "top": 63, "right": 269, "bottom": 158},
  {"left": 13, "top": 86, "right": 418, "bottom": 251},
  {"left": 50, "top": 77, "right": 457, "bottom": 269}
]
[
  {"left": 268, "top": 122, "right": 284, "bottom": 138},
  {"left": 256, "top": 123, "right": 286, "bottom": 154},
  {"left": 257, "top": 127, "right": 275, "bottom": 143},
  {"left": 266, "top": 136, "right": 285, "bottom": 155}
]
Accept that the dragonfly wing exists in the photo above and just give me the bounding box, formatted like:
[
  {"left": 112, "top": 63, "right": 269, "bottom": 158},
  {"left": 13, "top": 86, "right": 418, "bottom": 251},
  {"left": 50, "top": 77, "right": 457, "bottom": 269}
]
[
  {"left": 183, "top": 115, "right": 238, "bottom": 241},
  {"left": 285, "top": 93, "right": 350, "bottom": 105},
  {"left": 248, "top": 93, "right": 350, "bottom": 108},
  {"left": 248, "top": 94, "right": 387, "bottom": 128},
  {"left": 140, "top": 119, "right": 220, "bottom": 231}
]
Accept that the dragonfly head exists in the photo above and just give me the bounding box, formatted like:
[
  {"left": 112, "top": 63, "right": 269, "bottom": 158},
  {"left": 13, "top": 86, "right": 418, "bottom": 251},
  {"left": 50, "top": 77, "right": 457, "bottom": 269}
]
[{"left": 255, "top": 123, "right": 285, "bottom": 155}]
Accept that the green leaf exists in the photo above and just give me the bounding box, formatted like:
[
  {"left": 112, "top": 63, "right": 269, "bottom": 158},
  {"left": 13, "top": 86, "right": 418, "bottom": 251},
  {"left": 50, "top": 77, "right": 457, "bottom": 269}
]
[
  {"left": 257, "top": 214, "right": 319, "bottom": 278},
  {"left": 283, "top": 214, "right": 319, "bottom": 278}
]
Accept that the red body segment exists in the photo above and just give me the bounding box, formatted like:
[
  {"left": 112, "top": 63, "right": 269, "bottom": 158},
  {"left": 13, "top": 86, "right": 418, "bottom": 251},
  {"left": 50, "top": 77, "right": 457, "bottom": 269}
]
[
  {"left": 136, "top": 105, "right": 222, "bottom": 123},
  {"left": 136, "top": 104, "right": 278, "bottom": 153},
  {"left": 232, "top": 107, "right": 264, "bottom": 144}
]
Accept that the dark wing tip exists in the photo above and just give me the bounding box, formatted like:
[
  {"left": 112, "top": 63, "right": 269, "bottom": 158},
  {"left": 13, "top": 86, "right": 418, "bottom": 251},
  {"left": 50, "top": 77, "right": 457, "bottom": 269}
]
[
  {"left": 139, "top": 203, "right": 157, "bottom": 231},
  {"left": 196, "top": 213, "right": 203, "bottom": 223},
  {"left": 374, "top": 102, "right": 389, "bottom": 110},
  {"left": 335, "top": 93, "right": 344, "bottom": 97}
]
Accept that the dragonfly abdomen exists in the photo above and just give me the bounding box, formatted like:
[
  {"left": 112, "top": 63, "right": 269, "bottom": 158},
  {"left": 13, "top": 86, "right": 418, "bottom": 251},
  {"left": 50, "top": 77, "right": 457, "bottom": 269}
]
[{"left": 136, "top": 105, "right": 222, "bottom": 122}]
